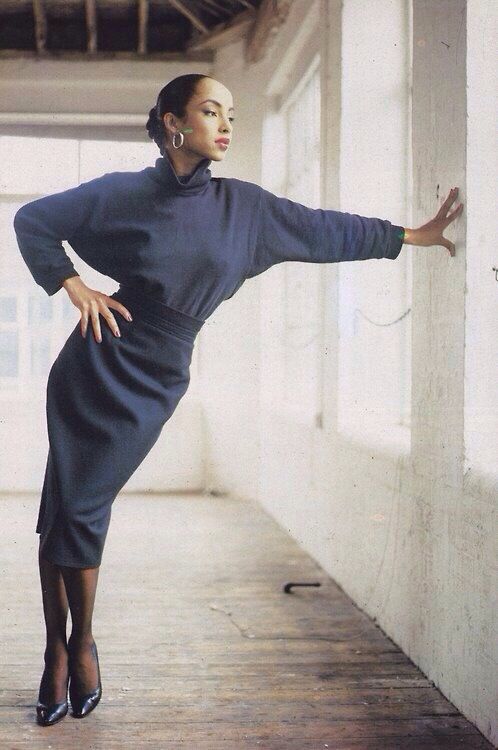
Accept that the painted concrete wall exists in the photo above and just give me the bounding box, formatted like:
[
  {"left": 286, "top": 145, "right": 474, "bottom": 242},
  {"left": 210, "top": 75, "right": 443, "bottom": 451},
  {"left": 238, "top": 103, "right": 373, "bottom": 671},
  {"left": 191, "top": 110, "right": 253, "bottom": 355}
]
[
  {"left": 200, "top": 33, "right": 273, "bottom": 498},
  {"left": 1, "top": 0, "right": 495, "bottom": 741},
  {"left": 0, "top": 56, "right": 213, "bottom": 492},
  {"left": 205, "top": 0, "right": 497, "bottom": 743}
]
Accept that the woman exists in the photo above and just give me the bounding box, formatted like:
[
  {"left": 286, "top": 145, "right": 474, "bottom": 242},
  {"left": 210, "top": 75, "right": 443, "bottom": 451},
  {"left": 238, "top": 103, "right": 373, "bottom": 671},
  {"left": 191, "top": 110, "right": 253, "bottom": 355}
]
[{"left": 13, "top": 73, "right": 463, "bottom": 727}]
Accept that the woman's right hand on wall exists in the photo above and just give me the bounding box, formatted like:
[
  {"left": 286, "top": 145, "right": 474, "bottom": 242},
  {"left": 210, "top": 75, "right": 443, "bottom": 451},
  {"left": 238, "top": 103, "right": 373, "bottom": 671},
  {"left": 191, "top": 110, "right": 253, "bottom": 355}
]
[
  {"left": 62, "top": 276, "right": 133, "bottom": 343},
  {"left": 402, "top": 187, "right": 464, "bottom": 257}
]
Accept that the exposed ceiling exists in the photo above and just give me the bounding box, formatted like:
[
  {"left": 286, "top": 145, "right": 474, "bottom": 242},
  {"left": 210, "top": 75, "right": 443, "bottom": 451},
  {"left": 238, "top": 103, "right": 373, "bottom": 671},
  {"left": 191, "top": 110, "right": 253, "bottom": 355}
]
[{"left": 0, "top": 0, "right": 288, "bottom": 61}]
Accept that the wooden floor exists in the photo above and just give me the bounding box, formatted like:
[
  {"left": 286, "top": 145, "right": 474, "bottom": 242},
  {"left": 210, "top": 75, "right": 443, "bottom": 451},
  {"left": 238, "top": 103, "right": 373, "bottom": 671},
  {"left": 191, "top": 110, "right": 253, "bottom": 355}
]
[{"left": 0, "top": 493, "right": 492, "bottom": 749}]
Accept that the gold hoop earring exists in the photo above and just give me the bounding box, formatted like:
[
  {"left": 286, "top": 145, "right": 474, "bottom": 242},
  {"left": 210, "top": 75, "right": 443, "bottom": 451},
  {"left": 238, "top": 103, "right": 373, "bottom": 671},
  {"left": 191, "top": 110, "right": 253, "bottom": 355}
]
[{"left": 172, "top": 132, "right": 184, "bottom": 149}]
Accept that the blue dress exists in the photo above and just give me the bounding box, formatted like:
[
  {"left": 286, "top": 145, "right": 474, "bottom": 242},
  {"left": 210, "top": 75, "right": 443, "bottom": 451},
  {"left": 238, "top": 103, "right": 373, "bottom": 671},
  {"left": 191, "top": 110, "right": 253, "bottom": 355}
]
[{"left": 13, "top": 151, "right": 404, "bottom": 567}]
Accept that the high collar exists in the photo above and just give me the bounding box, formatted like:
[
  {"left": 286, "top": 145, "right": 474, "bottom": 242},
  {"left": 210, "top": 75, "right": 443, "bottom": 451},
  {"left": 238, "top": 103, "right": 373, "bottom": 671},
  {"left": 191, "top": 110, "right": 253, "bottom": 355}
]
[{"left": 150, "top": 151, "right": 212, "bottom": 196}]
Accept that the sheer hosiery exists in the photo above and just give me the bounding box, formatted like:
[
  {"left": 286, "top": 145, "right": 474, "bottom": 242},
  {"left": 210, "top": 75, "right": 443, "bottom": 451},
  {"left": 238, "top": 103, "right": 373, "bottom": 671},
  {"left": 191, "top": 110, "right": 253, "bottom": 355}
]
[
  {"left": 38, "top": 544, "right": 101, "bottom": 702},
  {"left": 38, "top": 548, "right": 70, "bottom": 705},
  {"left": 59, "top": 560, "right": 101, "bottom": 695}
]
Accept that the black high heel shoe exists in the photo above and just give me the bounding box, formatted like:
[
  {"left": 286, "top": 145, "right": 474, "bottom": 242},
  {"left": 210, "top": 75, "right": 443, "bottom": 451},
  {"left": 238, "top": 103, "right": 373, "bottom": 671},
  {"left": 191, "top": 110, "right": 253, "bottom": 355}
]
[
  {"left": 68, "top": 640, "right": 102, "bottom": 718},
  {"left": 36, "top": 661, "right": 70, "bottom": 726}
]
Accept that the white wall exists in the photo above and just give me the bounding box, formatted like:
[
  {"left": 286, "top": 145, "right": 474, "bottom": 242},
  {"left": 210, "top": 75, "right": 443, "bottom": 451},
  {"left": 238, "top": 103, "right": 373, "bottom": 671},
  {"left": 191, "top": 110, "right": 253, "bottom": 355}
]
[
  {"left": 206, "top": 0, "right": 497, "bottom": 744},
  {"left": 465, "top": 0, "right": 498, "bottom": 477},
  {"left": 0, "top": 57, "right": 213, "bottom": 492},
  {"left": 2, "top": 2, "right": 495, "bottom": 742},
  {"left": 199, "top": 34, "right": 275, "bottom": 498}
]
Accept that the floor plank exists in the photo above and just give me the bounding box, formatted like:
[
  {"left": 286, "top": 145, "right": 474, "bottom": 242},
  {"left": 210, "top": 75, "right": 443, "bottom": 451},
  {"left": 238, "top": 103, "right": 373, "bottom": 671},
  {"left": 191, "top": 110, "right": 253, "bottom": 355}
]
[{"left": 0, "top": 493, "right": 492, "bottom": 748}]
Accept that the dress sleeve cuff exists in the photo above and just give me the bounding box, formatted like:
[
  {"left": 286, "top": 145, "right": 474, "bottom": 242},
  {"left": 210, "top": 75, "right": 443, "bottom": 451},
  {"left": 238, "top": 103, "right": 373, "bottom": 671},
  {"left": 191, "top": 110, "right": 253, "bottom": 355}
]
[
  {"left": 48, "top": 272, "right": 80, "bottom": 296},
  {"left": 386, "top": 224, "right": 405, "bottom": 260}
]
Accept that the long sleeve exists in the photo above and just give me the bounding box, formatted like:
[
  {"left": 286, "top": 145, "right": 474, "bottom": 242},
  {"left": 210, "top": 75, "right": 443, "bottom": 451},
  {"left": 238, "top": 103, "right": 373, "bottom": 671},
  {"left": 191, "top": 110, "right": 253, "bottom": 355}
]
[
  {"left": 13, "top": 177, "right": 104, "bottom": 296},
  {"left": 246, "top": 186, "right": 405, "bottom": 279}
]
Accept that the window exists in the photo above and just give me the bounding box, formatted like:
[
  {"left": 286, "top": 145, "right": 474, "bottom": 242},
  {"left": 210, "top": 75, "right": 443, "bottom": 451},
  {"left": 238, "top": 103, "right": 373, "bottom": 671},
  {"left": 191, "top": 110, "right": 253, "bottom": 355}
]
[
  {"left": 335, "top": 10, "right": 413, "bottom": 454},
  {"left": 0, "top": 293, "right": 18, "bottom": 377},
  {"left": 0, "top": 136, "right": 155, "bottom": 398},
  {"left": 260, "top": 53, "right": 323, "bottom": 426}
]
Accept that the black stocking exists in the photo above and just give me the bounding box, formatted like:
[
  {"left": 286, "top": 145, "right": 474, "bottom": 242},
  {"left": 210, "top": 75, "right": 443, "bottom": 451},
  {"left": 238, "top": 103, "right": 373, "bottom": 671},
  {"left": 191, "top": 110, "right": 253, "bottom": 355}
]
[
  {"left": 38, "top": 549, "right": 70, "bottom": 704},
  {"left": 60, "top": 561, "right": 101, "bottom": 694},
  {"left": 38, "top": 545, "right": 101, "bottom": 702}
]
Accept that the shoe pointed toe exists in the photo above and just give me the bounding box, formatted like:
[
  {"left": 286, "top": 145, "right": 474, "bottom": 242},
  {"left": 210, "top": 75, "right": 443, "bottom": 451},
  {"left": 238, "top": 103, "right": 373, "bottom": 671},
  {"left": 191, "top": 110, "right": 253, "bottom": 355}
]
[
  {"left": 36, "top": 660, "right": 70, "bottom": 726},
  {"left": 36, "top": 699, "right": 69, "bottom": 726},
  {"left": 70, "top": 683, "right": 102, "bottom": 718},
  {"left": 68, "top": 640, "right": 103, "bottom": 718}
]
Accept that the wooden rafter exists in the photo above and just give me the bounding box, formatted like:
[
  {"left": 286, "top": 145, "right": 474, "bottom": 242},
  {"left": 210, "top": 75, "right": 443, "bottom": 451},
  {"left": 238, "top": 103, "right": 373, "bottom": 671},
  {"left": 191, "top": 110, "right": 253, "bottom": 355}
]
[
  {"left": 138, "top": 0, "right": 148, "bottom": 54},
  {"left": 234, "top": 0, "right": 256, "bottom": 9},
  {"left": 32, "top": 0, "right": 47, "bottom": 54},
  {"left": 0, "top": 49, "right": 213, "bottom": 62},
  {"left": 7, "top": 0, "right": 263, "bottom": 59},
  {"left": 187, "top": 7, "right": 256, "bottom": 52},
  {"left": 85, "top": 0, "right": 97, "bottom": 54},
  {"left": 245, "top": 0, "right": 292, "bottom": 63},
  {"left": 168, "top": 0, "right": 210, "bottom": 35},
  {"left": 200, "top": 0, "right": 233, "bottom": 18}
]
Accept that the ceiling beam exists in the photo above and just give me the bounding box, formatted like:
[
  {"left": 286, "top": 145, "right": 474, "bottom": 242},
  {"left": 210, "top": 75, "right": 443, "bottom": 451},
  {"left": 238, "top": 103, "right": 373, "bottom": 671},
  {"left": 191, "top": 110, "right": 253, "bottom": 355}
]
[
  {"left": 138, "top": 0, "right": 149, "bottom": 55},
  {"left": 0, "top": 113, "right": 148, "bottom": 127},
  {"left": 85, "top": 0, "right": 97, "bottom": 54},
  {"left": 245, "top": 0, "right": 292, "bottom": 64},
  {"left": 199, "top": 0, "right": 233, "bottom": 18},
  {"left": 186, "top": 7, "right": 256, "bottom": 52},
  {"left": 32, "top": 0, "right": 47, "bottom": 54},
  {"left": 0, "top": 48, "right": 214, "bottom": 62},
  {"left": 168, "top": 0, "right": 210, "bottom": 35}
]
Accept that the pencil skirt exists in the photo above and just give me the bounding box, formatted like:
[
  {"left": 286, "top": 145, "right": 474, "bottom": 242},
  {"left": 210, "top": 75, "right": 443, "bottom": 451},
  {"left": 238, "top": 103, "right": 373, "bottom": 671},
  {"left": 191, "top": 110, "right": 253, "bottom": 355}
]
[{"left": 36, "top": 285, "right": 205, "bottom": 568}]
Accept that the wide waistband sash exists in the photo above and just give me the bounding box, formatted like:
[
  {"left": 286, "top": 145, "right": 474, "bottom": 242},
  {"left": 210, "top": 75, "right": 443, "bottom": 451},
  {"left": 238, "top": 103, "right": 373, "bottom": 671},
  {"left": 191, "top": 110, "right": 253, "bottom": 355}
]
[{"left": 110, "top": 285, "right": 205, "bottom": 342}]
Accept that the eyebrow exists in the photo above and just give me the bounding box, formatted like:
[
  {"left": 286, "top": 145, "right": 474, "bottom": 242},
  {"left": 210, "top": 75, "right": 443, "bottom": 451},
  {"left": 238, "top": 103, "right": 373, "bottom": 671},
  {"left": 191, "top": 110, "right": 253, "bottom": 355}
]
[{"left": 199, "top": 99, "right": 235, "bottom": 113}]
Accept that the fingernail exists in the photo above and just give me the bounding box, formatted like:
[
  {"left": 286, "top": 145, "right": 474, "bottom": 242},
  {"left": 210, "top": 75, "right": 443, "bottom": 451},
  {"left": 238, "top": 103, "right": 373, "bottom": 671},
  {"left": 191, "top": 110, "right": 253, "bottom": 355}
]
[
  {"left": 115, "top": 330, "right": 121, "bottom": 337},
  {"left": 127, "top": 315, "right": 133, "bottom": 322}
]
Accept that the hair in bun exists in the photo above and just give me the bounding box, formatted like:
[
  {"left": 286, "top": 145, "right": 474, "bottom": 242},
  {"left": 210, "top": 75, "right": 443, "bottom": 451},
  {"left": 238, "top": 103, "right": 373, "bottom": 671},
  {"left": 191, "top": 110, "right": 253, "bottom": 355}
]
[
  {"left": 145, "top": 105, "right": 162, "bottom": 153},
  {"left": 145, "top": 74, "right": 214, "bottom": 155}
]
